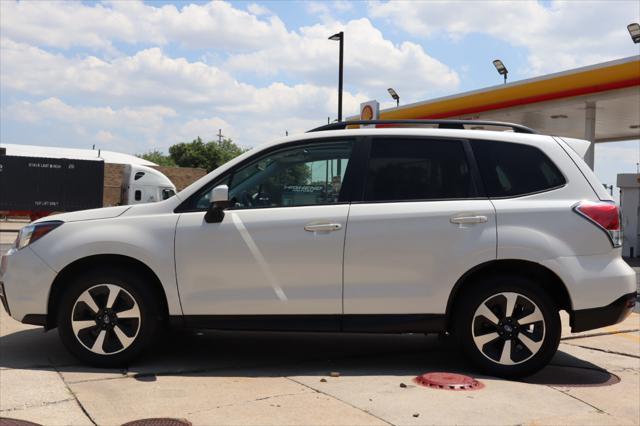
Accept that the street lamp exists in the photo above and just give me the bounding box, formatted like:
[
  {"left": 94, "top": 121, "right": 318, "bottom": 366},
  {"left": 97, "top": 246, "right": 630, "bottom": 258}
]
[
  {"left": 329, "top": 31, "right": 344, "bottom": 122},
  {"left": 387, "top": 88, "right": 400, "bottom": 107},
  {"left": 492, "top": 59, "right": 508, "bottom": 84},
  {"left": 628, "top": 23, "right": 640, "bottom": 44}
]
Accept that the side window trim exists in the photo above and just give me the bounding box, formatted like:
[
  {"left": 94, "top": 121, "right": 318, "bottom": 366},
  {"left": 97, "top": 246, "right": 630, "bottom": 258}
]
[
  {"left": 462, "top": 139, "right": 486, "bottom": 198},
  {"left": 340, "top": 136, "right": 370, "bottom": 203},
  {"left": 174, "top": 137, "right": 362, "bottom": 213}
]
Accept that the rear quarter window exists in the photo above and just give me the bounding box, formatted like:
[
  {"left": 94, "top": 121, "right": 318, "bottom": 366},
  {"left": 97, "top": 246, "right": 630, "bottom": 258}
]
[{"left": 472, "top": 140, "right": 565, "bottom": 197}]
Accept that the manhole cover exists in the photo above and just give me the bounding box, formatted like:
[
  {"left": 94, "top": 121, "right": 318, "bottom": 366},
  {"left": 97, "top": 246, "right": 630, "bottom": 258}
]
[
  {"left": 122, "top": 419, "right": 191, "bottom": 426},
  {"left": 0, "top": 419, "right": 41, "bottom": 426},
  {"left": 414, "top": 372, "right": 484, "bottom": 391}
]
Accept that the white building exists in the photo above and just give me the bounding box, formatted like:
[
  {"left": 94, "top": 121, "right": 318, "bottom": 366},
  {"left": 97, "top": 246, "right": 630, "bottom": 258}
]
[{"left": 617, "top": 173, "right": 639, "bottom": 257}]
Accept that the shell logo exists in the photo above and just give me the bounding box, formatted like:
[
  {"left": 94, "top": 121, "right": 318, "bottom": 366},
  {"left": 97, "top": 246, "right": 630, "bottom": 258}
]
[{"left": 361, "top": 105, "right": 374, "bottom": 121}]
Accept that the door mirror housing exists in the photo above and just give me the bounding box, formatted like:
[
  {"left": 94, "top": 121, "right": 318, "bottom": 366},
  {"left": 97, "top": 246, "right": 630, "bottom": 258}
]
[
  {"left": 211, "top": 185, "right": 229, "bottom": 203},
  {"left": 205, "top": 185, "right": 230, "bottom": 223}
]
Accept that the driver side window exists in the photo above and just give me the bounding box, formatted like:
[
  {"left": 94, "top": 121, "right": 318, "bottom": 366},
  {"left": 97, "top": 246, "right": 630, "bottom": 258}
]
[{"left": 226, "top": 141, "right": 353, "bottom": 209}]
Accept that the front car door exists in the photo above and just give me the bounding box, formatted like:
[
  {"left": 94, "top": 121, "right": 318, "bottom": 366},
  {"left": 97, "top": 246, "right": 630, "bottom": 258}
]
[
  {"left": 343, "top": 137, "right": 497, "bottom": 325},
  {"left": 175, "top": 138, "right": 356, "bottom": 325}
]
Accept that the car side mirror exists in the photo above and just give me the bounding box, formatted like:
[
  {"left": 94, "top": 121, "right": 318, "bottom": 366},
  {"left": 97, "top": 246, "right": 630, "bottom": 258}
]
[{"left": 204, "top": 185, "right": 230, "bottom": 223}]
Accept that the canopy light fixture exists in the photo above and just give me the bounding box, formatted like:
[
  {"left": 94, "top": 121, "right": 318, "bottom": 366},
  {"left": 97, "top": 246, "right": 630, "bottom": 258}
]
[
  {"left": 492, "top": 59, "right": 508, "bottom": 84},
  {"left": 387, "top": 88, "right": 400, "bottom": 107},
  {"left": 628, "top": 23, "right": 640, "bottom": 43}
]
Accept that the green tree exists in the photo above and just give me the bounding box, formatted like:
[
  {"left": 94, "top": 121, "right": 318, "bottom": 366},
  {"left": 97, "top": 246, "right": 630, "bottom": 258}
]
[
  {"left": 137, "top": 149, "right": 176, "bottom": 166},
  {"left": 169, "top": 136, "right": 247, "bottom": 172}
]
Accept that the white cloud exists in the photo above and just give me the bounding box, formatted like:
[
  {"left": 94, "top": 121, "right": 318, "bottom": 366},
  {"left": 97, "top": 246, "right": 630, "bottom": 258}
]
[
  {"left": 333, "top": 1, "right": 354, "bottom": 13},
  {"left": 368, "top": 0, "right": 640, "bottom": 74},
  {"left": 5, "top": 97, "right": 176, "bottom": 132},
  {"left": 226, "top": 18, "right": 459, "bottom": 101},
  {"left": 0, "top": 38, "right": 254, "bottom": 108},
  {"left": 1, "top": 0, "right": 459, "bottom": 101},
  {"left": 1, "top": 36, "right": 368, "bottom": 126},
  {"left": 0, "top": 0, "right": 289, "bottom": 52},
  {"left": 95, "top": 130, "right": 116, "bottom": 144},
  {"left": 178, "top": 117, "right": 233, "bottom": 142},
  {"left": 247, "top": 3, "right": 271, "bottom": 16}
]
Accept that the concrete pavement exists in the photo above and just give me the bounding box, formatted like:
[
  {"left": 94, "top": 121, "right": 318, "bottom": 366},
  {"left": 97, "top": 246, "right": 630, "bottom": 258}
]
[{"left": 1, "top": 306, "right": 638, "bottom": 426}]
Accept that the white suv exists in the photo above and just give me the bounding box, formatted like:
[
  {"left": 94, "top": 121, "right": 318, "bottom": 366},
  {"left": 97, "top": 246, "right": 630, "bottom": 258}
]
[{"left": 1, "top": 120, "right": 635, "bottom": 378}]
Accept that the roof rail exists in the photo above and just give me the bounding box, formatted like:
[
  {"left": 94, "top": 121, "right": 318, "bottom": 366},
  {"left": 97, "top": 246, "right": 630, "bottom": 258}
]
[{"left": 307, "top": 119, "right": 537, "bottom": 134}]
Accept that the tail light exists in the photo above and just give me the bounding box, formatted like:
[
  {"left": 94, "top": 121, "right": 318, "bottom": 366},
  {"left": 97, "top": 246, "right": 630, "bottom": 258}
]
[{"left": 573, "top": 201, "right": 622, "bottom": 248}]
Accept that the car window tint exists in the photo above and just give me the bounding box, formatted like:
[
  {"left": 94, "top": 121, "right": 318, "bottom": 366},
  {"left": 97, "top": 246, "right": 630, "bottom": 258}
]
[
  {"left": 472, "top": 140, "right": 565, "bottom": 197},
  {"left": 226, "top": 141, "right": 353, "bottom": 209},
  {"left": 365, "top": 138, "right": 472, "bottom": 201}
]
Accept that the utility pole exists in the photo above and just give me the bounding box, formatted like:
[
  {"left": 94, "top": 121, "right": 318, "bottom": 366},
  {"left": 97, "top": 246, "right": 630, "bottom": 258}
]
[{"left": 217, "top": 129, "right": 224, "bottom": 143}]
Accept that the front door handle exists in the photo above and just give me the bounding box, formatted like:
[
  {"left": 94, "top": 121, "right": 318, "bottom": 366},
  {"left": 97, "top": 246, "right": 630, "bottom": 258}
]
[
  {"left": 304, "top": 223, "right": 343, "bottom": 232},
  {"left": 450, "top": 215, "right": 488, "bottom": 225}
]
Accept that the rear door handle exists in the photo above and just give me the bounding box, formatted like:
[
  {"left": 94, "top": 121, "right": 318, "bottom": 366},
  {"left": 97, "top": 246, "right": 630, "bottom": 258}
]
[
  {"left": 304, "top": 223, "right": 343, "bottom": 232},
  {"left": 450, "top": 215, "right": 488, "bottom": 225}
]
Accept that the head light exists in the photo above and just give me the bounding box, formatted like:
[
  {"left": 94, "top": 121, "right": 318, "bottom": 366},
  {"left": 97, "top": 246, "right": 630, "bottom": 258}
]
[{"left": 16, "top": 221, "right": 63, "bottom": 250}]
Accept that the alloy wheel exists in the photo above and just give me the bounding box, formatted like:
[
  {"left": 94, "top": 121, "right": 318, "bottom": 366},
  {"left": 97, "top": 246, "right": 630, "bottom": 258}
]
[
  {"left": 71, "top": 284, "right": 141, "bottom": 355},
  {"left": 471, "top": 292, "right": 545, "bottom": 366}
]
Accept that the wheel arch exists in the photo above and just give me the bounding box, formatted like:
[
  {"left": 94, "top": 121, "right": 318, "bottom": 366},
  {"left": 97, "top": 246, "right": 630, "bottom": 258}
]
[
  {"left": 46, "top": 254, "right": 169, "bottom": 330},
  {"left": 445, "top": 259, "right": 573, "bottom": 330}
]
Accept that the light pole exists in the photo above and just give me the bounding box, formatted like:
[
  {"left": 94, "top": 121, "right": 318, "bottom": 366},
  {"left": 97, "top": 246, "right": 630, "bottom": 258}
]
[
  {"left": 628, "top": 23, "right": 640, "bottom": 43},
  {"left": 492, "top": 59, "right": 508, "bottom": 84},
  {"left": 387, "top": 88, "right": 400, "bottom": 107},
  {"left": 329, "top": 31, "right": 344, "bottom": 121}
]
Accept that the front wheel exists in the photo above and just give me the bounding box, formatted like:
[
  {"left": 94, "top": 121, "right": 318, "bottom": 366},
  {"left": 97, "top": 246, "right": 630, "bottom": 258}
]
[
  {"left": 454, "top": 276, "right": 561, "bottom": 378},
  {"left": 57, "top": 269, "right": 160, "bottom": 367}
]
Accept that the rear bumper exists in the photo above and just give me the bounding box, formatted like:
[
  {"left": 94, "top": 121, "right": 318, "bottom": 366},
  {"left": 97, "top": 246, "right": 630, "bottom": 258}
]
[{"left": 571, "top": 292, "right": 637, "bottom": 333}]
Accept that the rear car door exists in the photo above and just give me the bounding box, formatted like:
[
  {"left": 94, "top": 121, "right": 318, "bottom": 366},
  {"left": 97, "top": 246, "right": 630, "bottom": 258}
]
[{"left": 343, "top": 137, "right": 497, "bottom": 317}]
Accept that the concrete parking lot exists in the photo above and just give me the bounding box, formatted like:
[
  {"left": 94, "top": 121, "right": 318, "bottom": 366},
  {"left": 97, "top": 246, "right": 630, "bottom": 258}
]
[
  {"left": 1, "top": 221, "right": 639, "bottom": 425},
  {"left": 1, "top": 305, "right": 638, "bottom": 425}
]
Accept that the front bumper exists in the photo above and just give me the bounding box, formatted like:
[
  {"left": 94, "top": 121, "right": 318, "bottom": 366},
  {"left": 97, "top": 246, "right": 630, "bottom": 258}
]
[
  {"left": 0, "top": 247, "right": 57, "bottom": 323},
  {"left": 0, "top": 280, "right": 10, "bottom": 315},
  {"left": 571, "top": 292, "right": 638, "bottom": 333}
]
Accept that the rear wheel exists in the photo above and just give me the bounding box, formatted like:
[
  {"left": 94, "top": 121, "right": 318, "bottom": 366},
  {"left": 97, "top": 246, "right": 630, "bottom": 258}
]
[
  {"left": 454, "top": 276, "right": 560, "bottom": 378},
  {"left": 57, "top": 269, "right": 160, "bottom": 367}
]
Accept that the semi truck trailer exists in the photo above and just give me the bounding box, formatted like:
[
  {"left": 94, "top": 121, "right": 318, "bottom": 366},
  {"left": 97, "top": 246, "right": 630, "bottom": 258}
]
[{"left": 0, "top": 155, "right": 175, "bottom": 221}]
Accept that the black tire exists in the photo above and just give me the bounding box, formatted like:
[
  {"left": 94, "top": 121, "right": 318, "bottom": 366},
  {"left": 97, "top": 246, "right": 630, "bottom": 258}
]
[
  {"left": 57, "top": 267, "right": 160, "bottom": 368},
  {"left": 453, "top": 275, "right": 561, "bottom": 378}
]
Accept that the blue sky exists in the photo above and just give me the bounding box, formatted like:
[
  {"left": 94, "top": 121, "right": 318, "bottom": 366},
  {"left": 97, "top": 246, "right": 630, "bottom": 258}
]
[{"left": 1, "top": 0, "right": 639, "bottom": 192}]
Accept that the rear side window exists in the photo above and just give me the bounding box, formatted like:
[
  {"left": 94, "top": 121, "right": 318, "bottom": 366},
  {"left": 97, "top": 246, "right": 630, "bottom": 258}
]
[
  {"left": 365, "top": 138, "right": 473, "bottom": 202},
  {"left": 472, "top": 140, "right": 565, "bottom": 197}
]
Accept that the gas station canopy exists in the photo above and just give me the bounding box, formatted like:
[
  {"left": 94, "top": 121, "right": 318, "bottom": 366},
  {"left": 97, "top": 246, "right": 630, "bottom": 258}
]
[{"left": 370, "top": 55, "right": 640, "bottom": 164}]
